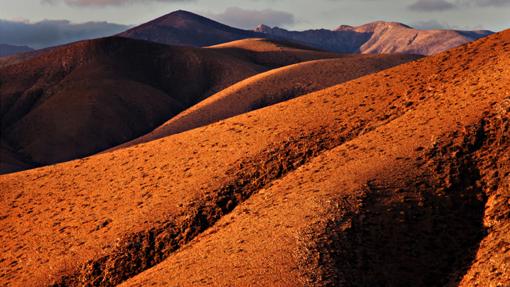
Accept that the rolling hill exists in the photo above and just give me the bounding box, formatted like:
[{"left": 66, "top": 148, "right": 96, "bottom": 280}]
[
  {"left": 114, "top": 53, "right": 420, "bottom": 150},
  {"left": 0, "top": 36, "right": 264, "bottom": 173},
  {"left": 0, "top": 36, "right": 344, "bottom": 174},
  {"left": 0, "top": 29, "right": 508, "bottom": 287}
]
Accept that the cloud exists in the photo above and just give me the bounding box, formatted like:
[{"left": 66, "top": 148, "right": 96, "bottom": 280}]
[
  {"left": 464, "top": 0, "right": 510, "bottom": 7},
  {"left": 408, "top": 0, "right": 510, "bottom": 11},
  {"left": 42, "top": 0, "right": 192, "bottom": 7},
  {"left": 411, "top": 20, "right": 455, "bottom": 29},
  {"left": 206, "top": 7, "right": 295, "bottom": 29},
  {"left": 408, "top": 0, "right": 456, "bottom": 11},
  {"left": 0, "top": 19, "right": 130, "bottom": 49}
]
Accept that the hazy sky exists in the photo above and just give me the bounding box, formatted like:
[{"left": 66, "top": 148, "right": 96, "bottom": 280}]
[{"left": 1, "top": 0, "right": 509, "bottom": 48}]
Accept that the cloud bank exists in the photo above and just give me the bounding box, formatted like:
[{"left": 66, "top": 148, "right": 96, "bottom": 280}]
[
  {"left": 0, "top": 19, "right": 130, "bottom": 48},
  {"left": 42, "top": 0, "right": 192, "bottom": 6},
  {"left": 409, "top": 0, "right": 510, "bottom": 11}
]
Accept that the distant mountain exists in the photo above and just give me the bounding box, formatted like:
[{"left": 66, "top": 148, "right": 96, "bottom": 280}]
[
  {"left": 0, "top": 44, "right": 33, "bottom": 57},
  {"left": 119, "top": 10, "right": 492, "bottom": 56},
  {"left": 256, "top": 21, "right": 493, "bottom": 55},
  {"left": 119, "top": 10, "right": 264, "bottom": 47}
]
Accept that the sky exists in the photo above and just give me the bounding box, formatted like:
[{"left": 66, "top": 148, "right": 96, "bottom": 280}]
[{"left": 1, "top": 0, "right": 509, "bottom": 48}]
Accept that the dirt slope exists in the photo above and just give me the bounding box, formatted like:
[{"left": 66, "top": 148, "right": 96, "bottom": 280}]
[
  {"left": 0, "top": 30, "right": 508, "bottom": 287},
  {"left": 0, "top": 36, "right": 337, "bottom": 174},
  {"left": 120, "top": 29, "right": 510, "bottom": 287},
  {"left": 115, "top": 53, "right": 420, "bottom": 150}
]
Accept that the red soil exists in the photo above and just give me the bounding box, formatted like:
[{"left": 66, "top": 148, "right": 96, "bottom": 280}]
[
  {"left": 0, "top": 37, "right": 339, "bottom": 174},
  {"left": 0, "top": 29, "right": 508, "bottom": 287}
]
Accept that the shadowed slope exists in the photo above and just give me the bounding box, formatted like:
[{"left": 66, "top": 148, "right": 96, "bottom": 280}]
[
  {"left": 0, "top": 36, "right": 264, "bottom": 172},
  {"left": 114, "top": 53, "right": 420, "bottom": 150},
  {"left": 0, "top": 30, "right": 508, "bottom": 287},
  {"left": 0, "top": 37, "right": 340, "bottom": 174}
]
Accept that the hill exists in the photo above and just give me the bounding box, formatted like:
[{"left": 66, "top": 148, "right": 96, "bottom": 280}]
[
  {"left": 114, "top": 53, "right": 420, "bottom": 149},
  {"left": 0, "top": 36, "right": 264, "bottom": 173},
  {"left": 119, "top": 10, "right": 264, "bottom": 47},
  {"left": 0, "top": 29, "right": 508, "bottom": 287},
  {"left": 255, "top": 21, "right": 493, "bottom": 55},
  {"left": 0, "top": 36, "right": 344, "bottom": 174},
  {"left": 207, "top": 38, "right": 339, "bottom": 67},
  {"left": 0, "top": 44, "right": 33, "bottom": 57}
]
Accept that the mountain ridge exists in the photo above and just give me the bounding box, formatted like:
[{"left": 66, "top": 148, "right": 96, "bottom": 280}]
[
  {"left": 0, "top": 44, "right": 34, "bottom": 57},
  {"left": 119, "top": 10, "right": 493, "bottom": 55}
]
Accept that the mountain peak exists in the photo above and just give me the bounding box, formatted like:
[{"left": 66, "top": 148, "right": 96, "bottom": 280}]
[
  {"left": 119, "top": 10, "right": 261, "bottom": 47},
  {"left": 255, "top": 24, "right": 272, "bottom": 32}
]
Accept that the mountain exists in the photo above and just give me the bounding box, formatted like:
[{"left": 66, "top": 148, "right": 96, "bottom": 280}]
[
  {"left": 119, "top": 10, "right": 264, "bottom": 47},
  {"left": 256, "top": 21, "right": 493, "bottom": 55},
  {"left": 0, "top": 36, "right": 342, "bottom": 174},
  {"left": 0, "top": 44, "right": 33, "bottom": 57},
  {"left": 113, "top": 53, "right": 420, "bottom": 150},
  {"left": 118, "top": 10, "right": 492, "bottom": 56},
  {"left": 1, "top": 29, "right": 508, "bottom": 287}
]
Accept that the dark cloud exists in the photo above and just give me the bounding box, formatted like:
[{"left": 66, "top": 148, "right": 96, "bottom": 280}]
[
  {"left": 42, "top": 0, "right": 192, "bottom": 7},
  {"left": 206, "top": 7, "right": 295, "bottom": 29},
  {"left": 0, "top": 19, "right": 130, "bottom": 48},
  {"left": 408, "top": 0, "right": 456, "bottom": 11}
]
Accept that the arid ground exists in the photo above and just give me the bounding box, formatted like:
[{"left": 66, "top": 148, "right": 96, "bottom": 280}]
[{"left": 0, "top": 10, "right": 508, "bottom": 287}]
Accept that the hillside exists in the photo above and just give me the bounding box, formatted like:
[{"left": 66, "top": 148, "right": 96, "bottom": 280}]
[
  {"left": 0, "top": 29, "right": 508, "bottom": 287},
  {"left": 0, "top": 36, "right": 342, "bottom": 174},
  {"left": 208, "top": 38, "right": 339, "bottom": 68},
  {"left": 256, "top": 21, "right": 493, "bottom": 55},
  {"left": 119, "top": 10, "right": 263, "bottom": 47},
  {"left": 114, "top": 53, "right": 420, "bottom": 149},
  {"left": 0, "top": 36, "right": 264, "bottom": 173}
]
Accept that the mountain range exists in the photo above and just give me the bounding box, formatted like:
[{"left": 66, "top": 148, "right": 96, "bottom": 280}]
[
  {"left": 0, "top": 44, "right": 33, "bottom": 57},
  {"left": 120, "top": 10, "right": 493, "bottom": 55},
  {"left": 1, "top": 10, "right": 492, "bottom": 58}
]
